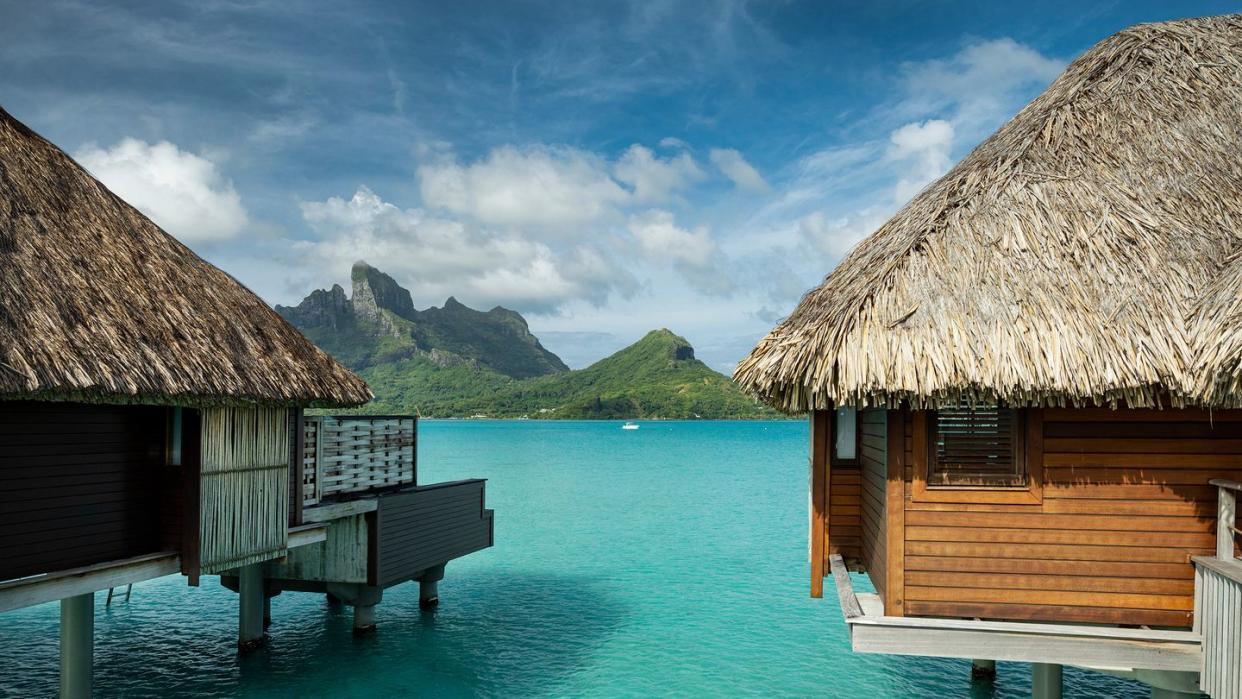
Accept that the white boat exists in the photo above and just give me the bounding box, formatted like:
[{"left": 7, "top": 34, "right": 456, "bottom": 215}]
[{"left": 621, "top": 421, "right": 639, "bottom": 430}]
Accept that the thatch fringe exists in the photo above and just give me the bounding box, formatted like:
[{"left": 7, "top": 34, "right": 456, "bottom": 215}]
[
  {"left": 736, "top": 14, "right": 1242, "bottom": 413},
  {"left": 199, "top": 406, "right": 289, "bottom": 574},
  {"left": 0, "top": 106, "right": 371, "bottom": 408}
]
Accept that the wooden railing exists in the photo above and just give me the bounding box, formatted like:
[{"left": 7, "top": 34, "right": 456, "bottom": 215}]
[
  {"left": 303, "top": 416, "right": 416, "bottom": 507},
  {"left": 1194, "top": 479, "right": 1242, "bottom": 699}
]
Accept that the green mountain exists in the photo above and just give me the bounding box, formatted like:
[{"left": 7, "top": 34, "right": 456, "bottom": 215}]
[
  {"left": 277, "top": 263, "right": 774, "bottom": 419},
  {"left": 276, "top": 262, "right": 567, "bottom": 379},
  {"left": 483, "top": 329, "right": 773, "bottom": 419}
]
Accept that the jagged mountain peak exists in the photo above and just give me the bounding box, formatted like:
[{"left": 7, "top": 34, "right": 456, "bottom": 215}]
[
  {"left": 351, "top": 261, "right": 415, "bottom": 321},
  {"left": 277, "top": 263, "right": 568, "bottom": 379}
]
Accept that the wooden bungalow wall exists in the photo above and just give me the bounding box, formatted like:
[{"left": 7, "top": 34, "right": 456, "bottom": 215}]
[
  {"left": 0, "top": 402, "right": 167, "bottom": 581},
  {"left": 817, "top": 407, "right": 1242, "bottom": 628},
  {"left": 899, "top": 407, "right": 1242, "bottom": 628},
  {"left": 371, "top": 479, "right": 493, "bottom": 587},
  {"left": 827, "top": 467, "right": 862, "bottom": 560},
  {"left": 858, "top": 410, "right": 887, "bottom": 602}
]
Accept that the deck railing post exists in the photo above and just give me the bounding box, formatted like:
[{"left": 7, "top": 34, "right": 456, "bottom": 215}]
[
  {"left": 1216, "top": 482, "right": 1236, "bottom": 561},
  {"left": 314, "top": 416, "right": 324, "bottom": 505}
]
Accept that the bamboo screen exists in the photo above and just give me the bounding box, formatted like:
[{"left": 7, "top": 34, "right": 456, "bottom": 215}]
[
  {"left": 302, "top": 416, "right": 415, "bottom": 508},
  {"left": 199, "top": 406, "right": 290, "bottom": 573}
]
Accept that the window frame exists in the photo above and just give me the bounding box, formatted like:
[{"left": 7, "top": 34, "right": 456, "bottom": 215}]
[
  {"left": 831, "top": 407, "right": 862, "bottom": 467},
  {"left": 911, "top": 407, "right": 1043, "bottom": 504}
]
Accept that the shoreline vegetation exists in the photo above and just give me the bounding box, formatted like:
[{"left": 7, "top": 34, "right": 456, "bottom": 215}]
[{"left": 281, "top": 262, "right": 780, "bottom": 420}]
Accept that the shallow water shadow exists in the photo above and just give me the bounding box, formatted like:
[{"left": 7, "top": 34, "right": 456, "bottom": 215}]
[
  {"left": 224, "top": 569, "right": 630, "bottom": 698},
  {"left": 389, "top": 569, "right": 630, "bottom": 696}
]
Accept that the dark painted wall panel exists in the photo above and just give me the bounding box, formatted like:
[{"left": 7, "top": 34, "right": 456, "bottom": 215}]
[
  {"left": 0, "top": 401, "right": 167, "bottom": 581},
  {"left": 374, "top": 480, "right": 493, "bottom": 588}
]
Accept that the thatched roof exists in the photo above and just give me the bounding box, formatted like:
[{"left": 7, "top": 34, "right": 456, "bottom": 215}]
[
  {"left": 736, "top": 14, "right": 1242, "bottom": 413},
  {"left": 0, "top": 107, "right": 371, "bottom": 407}
]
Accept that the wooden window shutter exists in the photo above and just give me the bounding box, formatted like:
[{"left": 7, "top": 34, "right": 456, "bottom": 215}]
[{"left": 928, "top": 406, "right": 1025, "bottom": 487}]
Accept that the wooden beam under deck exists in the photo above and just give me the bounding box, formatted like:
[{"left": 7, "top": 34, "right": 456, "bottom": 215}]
[
  {"left": 827, "top": 554, "right": 1200, "bottom": 674},
  {"left": 287, "top": 523, "right": 329, "bottom": 549},
  {"left": 0, "top": 551, "right": 180, "bottom": 613}
]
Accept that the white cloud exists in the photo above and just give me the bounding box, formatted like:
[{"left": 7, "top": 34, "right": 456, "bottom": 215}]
[
  {"left": 613, "top": 144, "right": 704, "bottom": 203},
  {"left": 297, "top": 187, "right": 635, "bottom": 313},
  {"left": 658, "top": 136, "right": 690, "bottom": 150},
  {"left": 798, "top": 208, "right": 889, "bottom": 259},
  {"left": 627, "top": 209, "right": 732, "bottom": 295},
  {"left": 249, "top": 113, "right": 317, "bottom": 144},
  {"left": 628, "top": 209, "right": 715, "bottom": 266},
  {"left": 887, "top": 119, "right": 954, "bottom": 203},
  {"left": 899, "top": 38, "right": 1064, "bottom": 137},
  {"left": 417, "top": 145, "right": 629, "bottom": 234},
  {"left": 74, "top": 138, "right": 248, "bottom": 243},
  {"left": 709, "top": 148, "right": 769, "bottom": 192}
]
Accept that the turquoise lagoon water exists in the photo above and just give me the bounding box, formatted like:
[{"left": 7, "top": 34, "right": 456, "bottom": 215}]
[{"left": 0, "top": 420, "right": 1149, "bottom": 698}]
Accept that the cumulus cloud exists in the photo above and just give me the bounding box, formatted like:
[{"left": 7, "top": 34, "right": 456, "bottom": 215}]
[
  {"left": 899, "top": 38, "right": 1064, "bottom": 137},
  {"left": 887, "top": 119, "right": 954, "bottom": 203},
  {"left": 297, "top": 187, "right": 636, "bottom": 313},
  {"left": 799, "top": 207, "right": 889, "bottom": 259},
  {"left": 74, "top": 138, "right": 248, "bottom": 243},
  {"left": 628, "top": 209, "right": 732, "bottom": 295},
  {"left": 628, "top": 209, "right": 715, "bottom": 266},
  {"left": 709, "top": 148, "right": 769, "bottom": 192},
  {"left": 417, "top": 145, "right": 629, "bottom": 234},
  {"left": 613, "top": 144, "right": 705, "bottom": 203}
]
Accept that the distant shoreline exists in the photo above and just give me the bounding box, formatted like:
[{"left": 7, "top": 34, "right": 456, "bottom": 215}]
[
  {"left": 315, "top": 411, "right": 802, "bottom": 421},
  {"left": 409, "top": 416, "right": 803, "bottom": 422}
]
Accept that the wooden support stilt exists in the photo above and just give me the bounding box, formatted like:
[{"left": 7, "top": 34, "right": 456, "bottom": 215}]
[
  {"left": 60, "top": 593, "right": 93, "bottom": 699},
  {"left": 419, "top": 564, "right": 445, "bottom": 610},
  {"left": 238, "top": 564, "right": 265, "bottom": 651},
  {"left": 419, "top": 579, "right": 439, "bottom": 609},
  {"left": 1032, "top": 663, "right": 1062, "bottom": 699},
  {"left": 971, "top": 659, "right": 996, "bottom": 680},
  {"left": 353, "top": 604, "right": 376, "bottom": 634}
]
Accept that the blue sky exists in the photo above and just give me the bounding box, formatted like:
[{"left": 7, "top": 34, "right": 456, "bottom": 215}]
[{"left": 3, "top": 1, "right": 1238, "bottom": 370}]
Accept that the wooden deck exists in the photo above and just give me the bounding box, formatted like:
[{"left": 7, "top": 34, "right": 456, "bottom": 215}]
[
  {"left": 1194, "top": 479, "right": 1242, "bottom": 699},
  {"left": 817, "top": 407, "right": 1242, "bottom": 628},
  {"left": 266, "top": 417, "right": 493, "bottom": 595},
  {"left": 828, "top": 554, "right": 1202, "bottom": 673}
]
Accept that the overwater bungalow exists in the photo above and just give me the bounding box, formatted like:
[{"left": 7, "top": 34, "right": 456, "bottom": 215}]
[
  {"left": 0, "top": 107, "right": 493, "bottom": 697},
  {"left": 736, "top": 14, "right": 1242, "bottom": 699}
]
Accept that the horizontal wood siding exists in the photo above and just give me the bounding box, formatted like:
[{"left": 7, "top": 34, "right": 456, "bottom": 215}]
[
  {"left": 902, "top": 407, "right": 1242, "bottom": 628},
  {"left": 373, "top": 480, "right": 493, "bottom": 588},
  {"left": 860, "top": 409, "right": 887, "bottom": 598},
  {"left": 0, "top": 401, "right": 165, "bottom": 581},
  {"left": 828, "top": 468, "right": 862, "bottom": 560}
]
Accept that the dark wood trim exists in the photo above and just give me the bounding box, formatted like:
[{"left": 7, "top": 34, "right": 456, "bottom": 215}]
[
  {"left": 365, "top": 509, "right": 379, "bottom": 588},
  {"left": 885, "top": 408, "right": 906, "bottom": 615},
  {"left": 180, "top": 408, "right": 202, "bottom": 586},
  {"left": 810, "top": 410, "right": 830, "bottom": 598},
  {"left": 291, "top": 408, "right": 306, "bottom": 527},
  {"left": 412, "top": 415, "right": 419, "bottom": 487},
  {"left": 1027, "top": 409, "right": 1045, "bottom": 504}
]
